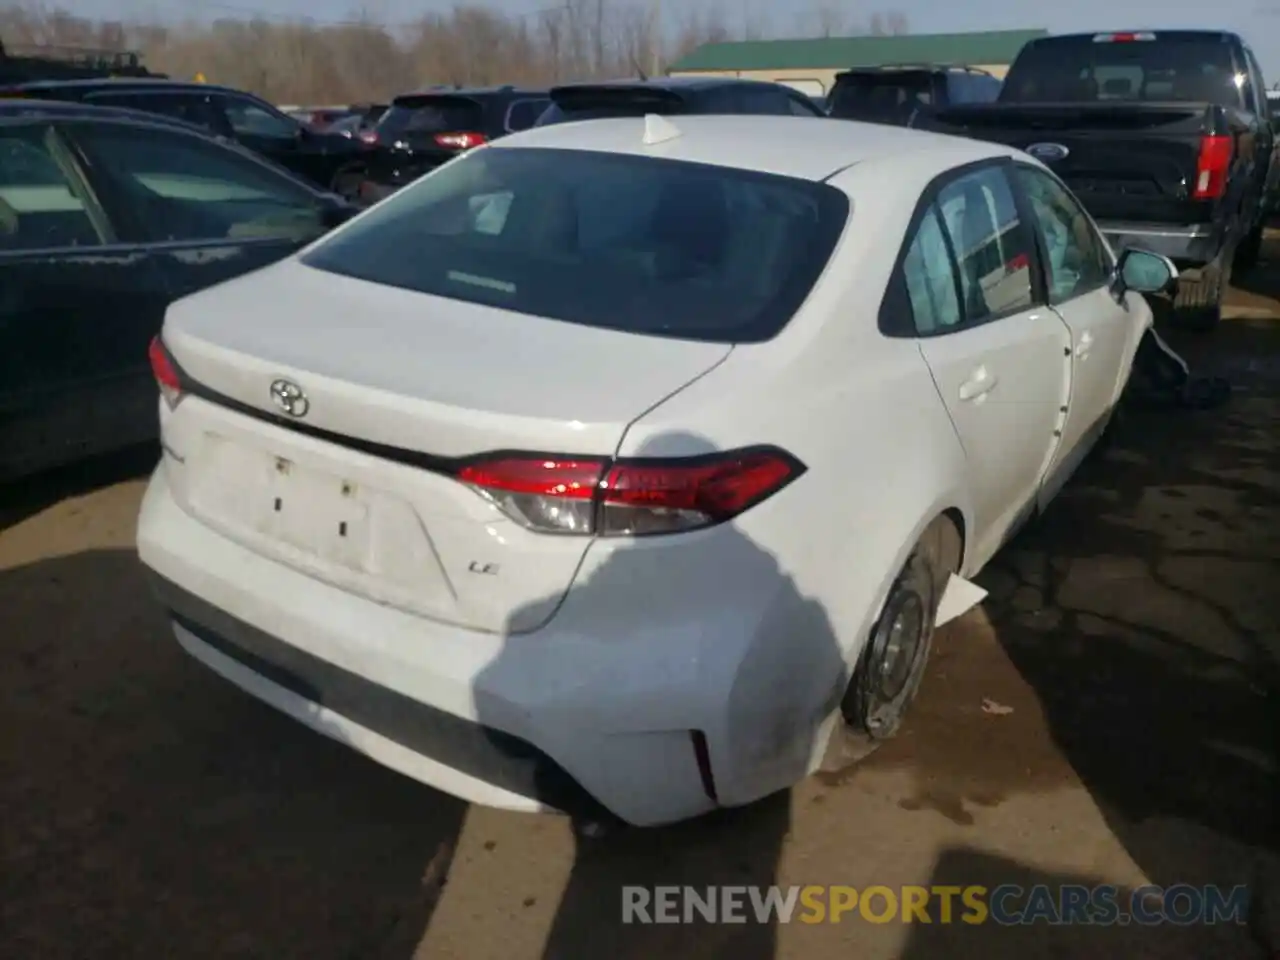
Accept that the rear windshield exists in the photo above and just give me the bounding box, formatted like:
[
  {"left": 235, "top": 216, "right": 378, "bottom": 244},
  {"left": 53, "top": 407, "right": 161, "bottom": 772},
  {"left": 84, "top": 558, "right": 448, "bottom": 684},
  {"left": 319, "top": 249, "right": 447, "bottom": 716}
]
[
  {"left": 301, "top": 147, "right": 848, "bottom": 343},
  {"left": 829, "top": 72, "right": 934, "bottom": 120},
  {"left": 377, "top": 97, "right": 485, "bottom": 139},
  {"left": 1002, "top": 34, "right": 1241, "bottom": 105}
]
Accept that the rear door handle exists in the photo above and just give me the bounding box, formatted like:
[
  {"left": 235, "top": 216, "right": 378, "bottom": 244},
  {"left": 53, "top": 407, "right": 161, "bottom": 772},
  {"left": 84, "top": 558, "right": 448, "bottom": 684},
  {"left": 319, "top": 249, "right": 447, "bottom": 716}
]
[
  {"left": 1075, "top": 330, "right": 1094, "bottom": 358},
  {"left": 958, "top": 366, "right": 998, "bottom": 401}
]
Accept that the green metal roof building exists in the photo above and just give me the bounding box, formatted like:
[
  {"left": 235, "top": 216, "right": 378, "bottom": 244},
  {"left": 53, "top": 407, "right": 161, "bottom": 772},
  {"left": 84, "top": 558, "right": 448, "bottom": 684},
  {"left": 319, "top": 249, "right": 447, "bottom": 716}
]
[{"left": 667, "top": 29, "right": 1049, "bottom": 96}]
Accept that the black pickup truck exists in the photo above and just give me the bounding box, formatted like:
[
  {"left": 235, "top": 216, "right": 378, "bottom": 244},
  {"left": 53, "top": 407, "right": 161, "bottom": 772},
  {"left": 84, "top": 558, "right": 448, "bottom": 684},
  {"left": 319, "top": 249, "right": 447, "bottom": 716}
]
[{"left": 930, "top": 30, "right": 1279, "bottom": 330}]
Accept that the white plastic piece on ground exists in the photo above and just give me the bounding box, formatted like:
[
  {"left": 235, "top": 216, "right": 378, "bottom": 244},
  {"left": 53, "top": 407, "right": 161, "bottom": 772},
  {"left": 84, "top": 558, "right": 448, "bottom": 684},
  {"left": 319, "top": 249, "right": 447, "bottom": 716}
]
[
  {"left": 934, "top": 572, "right": 988, "bottom": 627},
  {"left": 642, "top": 113, "right": 682, "bottom": 145}
]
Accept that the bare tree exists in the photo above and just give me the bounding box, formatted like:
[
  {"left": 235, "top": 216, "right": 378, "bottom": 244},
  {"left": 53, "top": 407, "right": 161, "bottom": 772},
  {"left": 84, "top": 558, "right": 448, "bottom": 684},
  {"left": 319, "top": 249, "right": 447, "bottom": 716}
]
[{"left": 0, "top": 2, "right": 911, "bottom": 103}]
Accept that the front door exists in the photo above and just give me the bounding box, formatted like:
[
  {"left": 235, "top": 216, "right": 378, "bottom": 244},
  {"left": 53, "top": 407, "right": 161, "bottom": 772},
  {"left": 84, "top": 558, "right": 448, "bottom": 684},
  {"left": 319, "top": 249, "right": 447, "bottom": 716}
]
[
  {"left": 0, "top": 122, "right": 169, "bottom": 480},
  {"left": 1013, "top": 163, "right": 1140, "bottom": 507},
  {"left": 906, "top": 163, "right": 1073, "bottom": 568}
]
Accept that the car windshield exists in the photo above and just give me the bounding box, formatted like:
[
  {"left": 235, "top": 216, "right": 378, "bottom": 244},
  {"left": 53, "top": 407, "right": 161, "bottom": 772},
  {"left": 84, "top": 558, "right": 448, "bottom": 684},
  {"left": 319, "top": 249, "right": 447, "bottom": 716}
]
[
  {"left": 301, "top": 146, "right": 848, "bottom": 343},
  {"left": 1002, "top": 34, "right": 1242, "bottom": 105},
  {"left": 829, "top": 72, "right": 935, "bottom": 120}
]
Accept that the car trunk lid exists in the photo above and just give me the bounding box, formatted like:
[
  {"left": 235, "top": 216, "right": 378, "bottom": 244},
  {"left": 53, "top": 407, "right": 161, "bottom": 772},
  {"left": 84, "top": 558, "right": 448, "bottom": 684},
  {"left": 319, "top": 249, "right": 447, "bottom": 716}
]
[{"left": 158, "top": 258, "right": 732, "bottom": 634}]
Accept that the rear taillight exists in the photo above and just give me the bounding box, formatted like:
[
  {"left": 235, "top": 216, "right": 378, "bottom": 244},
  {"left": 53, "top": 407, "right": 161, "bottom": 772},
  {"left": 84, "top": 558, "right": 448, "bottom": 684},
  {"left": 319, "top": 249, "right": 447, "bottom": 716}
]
[
  {"left": 434, "top": 131, "right": 487, "bottom": 150},
  {"left": 148, "top": 335, "right": 183, "bottom": 409},
  {"left": 456, "top": 447, "right": 804, "bottom": 536},
  {"left": 1192, "top": 134, "right": 1233, "bottom": 200},
  {"left": 357, "top": 129, "right": 379, "bottom": 144}
]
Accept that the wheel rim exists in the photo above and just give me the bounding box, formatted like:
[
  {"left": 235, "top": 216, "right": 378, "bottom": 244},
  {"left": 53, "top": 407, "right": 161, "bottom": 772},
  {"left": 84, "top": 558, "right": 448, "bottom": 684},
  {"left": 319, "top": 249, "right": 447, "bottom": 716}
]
[{"left": 862, "top": 589, "right": 928, "bottom": 733}]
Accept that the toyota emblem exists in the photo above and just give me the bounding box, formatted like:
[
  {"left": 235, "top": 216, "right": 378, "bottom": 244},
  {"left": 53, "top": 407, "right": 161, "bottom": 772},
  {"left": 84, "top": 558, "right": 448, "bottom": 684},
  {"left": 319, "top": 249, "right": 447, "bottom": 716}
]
[{"left": 269, "top": 379, "right": 310, "bottom": 418}]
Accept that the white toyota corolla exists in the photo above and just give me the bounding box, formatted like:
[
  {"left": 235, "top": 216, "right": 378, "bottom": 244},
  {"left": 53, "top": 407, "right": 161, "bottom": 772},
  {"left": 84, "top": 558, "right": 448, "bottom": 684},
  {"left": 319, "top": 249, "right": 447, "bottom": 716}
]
[{"left": 136, "top": 113, "right": 1176, "bottom": 827}]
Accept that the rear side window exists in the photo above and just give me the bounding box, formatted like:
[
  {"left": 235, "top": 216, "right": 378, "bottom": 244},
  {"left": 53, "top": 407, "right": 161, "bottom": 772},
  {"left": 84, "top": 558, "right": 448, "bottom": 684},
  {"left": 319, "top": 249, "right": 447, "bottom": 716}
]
[
  {"left": 830, "top": 72, "right": 935, "bottom": 120},
  {"left": 947, "top": 73, "right": 1001, "bottom": 105},
  {"left": 301, "top": 147, "right": 849, "bottom": 343},
  {"left": 86, "top": 91, "right": 218, "bottom": 131},
  {"left": 1002, "top": 34, "right": 1241, "bottom": 105},
  {"left": 0, "top": 126, "right": 109, "bottom": 250},
  {"left": 506, "top": 98, "right": 550, "bottom": 131},
  {"left": 378, "top": 97, "right": 485, "bottom": 140}
]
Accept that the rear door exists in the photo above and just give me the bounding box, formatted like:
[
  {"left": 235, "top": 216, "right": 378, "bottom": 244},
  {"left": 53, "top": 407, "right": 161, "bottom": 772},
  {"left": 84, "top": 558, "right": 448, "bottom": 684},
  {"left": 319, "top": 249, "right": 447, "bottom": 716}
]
[
  {"left": 66, "top": 119, "right": 330, "bottom": 301},
  {"left": 905, "top": 162, "right": 1072, "bottom": 567},
  {"left": 0, "top": 119, "right": 170, "bottom": 478},
  {"left": 1012, "top": 163, "right": 1138, "bottom": 506}
]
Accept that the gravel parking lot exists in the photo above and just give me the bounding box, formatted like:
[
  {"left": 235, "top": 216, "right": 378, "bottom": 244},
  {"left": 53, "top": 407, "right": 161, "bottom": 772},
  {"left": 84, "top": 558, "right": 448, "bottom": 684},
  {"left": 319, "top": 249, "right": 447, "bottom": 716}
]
[{"left": 2, "top": 266, "right": 1277, "bottom": 959}]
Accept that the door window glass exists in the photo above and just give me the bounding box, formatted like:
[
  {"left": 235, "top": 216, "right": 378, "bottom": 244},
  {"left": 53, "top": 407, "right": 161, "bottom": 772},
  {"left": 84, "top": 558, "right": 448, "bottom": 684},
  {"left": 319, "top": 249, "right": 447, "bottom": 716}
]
[
  {"left": 902, "top": 207, "right": 962, "bottom": 334},
  {"left": 935, "top": 166, "right": 1036, "bottom": 322},
  {"left": 1014, "top": 165, "right": 1113, "bottom": 302},
  {"left": 219, "top": 96, "right": 300, "bottom": 140},
  {"left": 73, "top": 124, "right": 324, "bottom": 244},
  {"left": 0, "top": 126, "right": 107, "bottom": 251}
]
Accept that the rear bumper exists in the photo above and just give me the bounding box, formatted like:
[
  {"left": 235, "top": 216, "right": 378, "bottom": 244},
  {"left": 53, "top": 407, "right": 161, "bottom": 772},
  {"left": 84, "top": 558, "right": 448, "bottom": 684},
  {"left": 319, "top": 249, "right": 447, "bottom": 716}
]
[
  {"left": 1098, "top": 220, "right": 1225, "bottom": 268},
  {"left": 136, "top": 463, "right": 837, "bottom": 826}
]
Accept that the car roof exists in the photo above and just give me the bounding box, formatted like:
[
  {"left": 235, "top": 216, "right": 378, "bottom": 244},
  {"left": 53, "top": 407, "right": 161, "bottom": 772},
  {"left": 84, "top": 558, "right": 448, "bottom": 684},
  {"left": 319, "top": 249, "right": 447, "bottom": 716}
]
[
  {"left": 551, "top": 76, "right": 790, "bottom": 94},
  {"left": 9, "top": 77, "right": 253, "bottom": 97},
  {"left": 395, "top": 85, "right": 547, "bottom": 101},
  {"left": 497, "top": 113, "right": 1022, "bottom": 182},
  {"left": 0, "top": 96, "right": 206, "bottom": 131}
]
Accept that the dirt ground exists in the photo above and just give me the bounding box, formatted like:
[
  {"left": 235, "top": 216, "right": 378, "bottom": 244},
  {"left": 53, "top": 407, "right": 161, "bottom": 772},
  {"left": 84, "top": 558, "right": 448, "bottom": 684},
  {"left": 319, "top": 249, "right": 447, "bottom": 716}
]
[{"left": 1, "top": 264, "right": 1277, "bottom": 959}]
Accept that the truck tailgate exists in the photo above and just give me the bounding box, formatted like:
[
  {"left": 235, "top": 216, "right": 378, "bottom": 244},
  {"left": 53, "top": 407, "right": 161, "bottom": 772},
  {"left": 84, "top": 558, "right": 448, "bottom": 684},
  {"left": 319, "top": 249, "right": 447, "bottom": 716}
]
[{"left": 935, "top": 102, "right": 1216, "bottom": 224}]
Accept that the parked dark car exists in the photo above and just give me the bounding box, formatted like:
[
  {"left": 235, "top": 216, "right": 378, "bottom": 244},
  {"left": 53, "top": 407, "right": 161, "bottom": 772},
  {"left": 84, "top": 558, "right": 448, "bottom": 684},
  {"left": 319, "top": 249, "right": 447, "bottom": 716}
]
[
  {"left": 359, "top": 86, "right": 550, "bottom": 203},
  {"left": 827, "top": 64, "right": 1001, "bottom": 125},
  {"left": 534, "top": 77, "right": 827, "bottom": 126},
  {"left": 931, "top": 30, "right": 1278, "bottom": 331},
  {"left": 1, "top": 79, "right": 375, "bottom": 200},
  {"left": 0, "top": 99, "right": 358, "bottom": 481}
]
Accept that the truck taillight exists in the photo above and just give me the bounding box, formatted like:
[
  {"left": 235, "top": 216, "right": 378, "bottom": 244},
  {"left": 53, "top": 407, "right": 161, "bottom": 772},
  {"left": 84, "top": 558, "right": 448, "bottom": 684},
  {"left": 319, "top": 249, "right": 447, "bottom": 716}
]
[
  {"left": 148, "top": 335, "right": 184, "bottom": 408},
  {"left": 456, "top": 447, "right": 805, "bottom": 536},
  {"left": 434, "top": 131, "right": 487, "bottom": 150},
  {"left": 1192, "top": 135, "right": 1233, "bottom": 200}
]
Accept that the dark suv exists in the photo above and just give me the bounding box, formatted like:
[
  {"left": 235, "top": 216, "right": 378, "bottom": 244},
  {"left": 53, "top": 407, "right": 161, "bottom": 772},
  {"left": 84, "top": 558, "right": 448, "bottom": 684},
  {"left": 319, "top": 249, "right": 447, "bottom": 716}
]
[
  {"left": 359, "top": 86, "right": 550, "bottom": 202},
  {"left": 827, "top": 64, "right": 1002, "bottom": 126},
  {"left": 1, "top": 78, "right": 373, "bottom": 198},
  {"left": 535, "top": 77, "right": 826, "bottom": 126}
]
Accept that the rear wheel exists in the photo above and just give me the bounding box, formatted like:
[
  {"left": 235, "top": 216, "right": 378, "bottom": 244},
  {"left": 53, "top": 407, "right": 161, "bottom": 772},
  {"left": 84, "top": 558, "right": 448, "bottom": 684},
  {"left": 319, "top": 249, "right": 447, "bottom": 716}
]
[{"left": 822, "top": 516, "right": 961, "bottom": 771}]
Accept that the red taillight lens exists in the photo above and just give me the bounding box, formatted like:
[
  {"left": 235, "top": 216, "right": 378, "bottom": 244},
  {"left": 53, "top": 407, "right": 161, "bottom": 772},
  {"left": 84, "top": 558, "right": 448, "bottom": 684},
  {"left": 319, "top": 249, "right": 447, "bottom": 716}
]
[
  {"left": 148, "top": 335, "right": 183, "bottom": 408},
  {"left": 434, "top": 131, "right": 487, "bottom": 150},
  {"left": 456, "top": 447, "right": 803, "bottom": 536},
  {"left": 1192, "top": 135, "right": 1233, "bottom": 200},
  {"left": 357, "top": 129, "right": 378, "bottom": 144}
]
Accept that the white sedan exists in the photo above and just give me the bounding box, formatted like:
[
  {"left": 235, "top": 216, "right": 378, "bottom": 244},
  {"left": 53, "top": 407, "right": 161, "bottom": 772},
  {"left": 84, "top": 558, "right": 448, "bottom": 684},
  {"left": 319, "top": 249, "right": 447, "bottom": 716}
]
[{"left": 136, "top": 114, "right": 1175, "bottom": 827}]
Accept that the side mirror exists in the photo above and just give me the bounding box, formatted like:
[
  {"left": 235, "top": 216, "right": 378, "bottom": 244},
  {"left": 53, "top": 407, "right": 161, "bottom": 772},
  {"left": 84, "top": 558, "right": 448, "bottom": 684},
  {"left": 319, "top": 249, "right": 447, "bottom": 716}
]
[
  {"left": 319, "top": 196, "right": 358, "bottom": 230},
  {"left": 1114, "top": 247, "right": 1178, "bottom": 295}
]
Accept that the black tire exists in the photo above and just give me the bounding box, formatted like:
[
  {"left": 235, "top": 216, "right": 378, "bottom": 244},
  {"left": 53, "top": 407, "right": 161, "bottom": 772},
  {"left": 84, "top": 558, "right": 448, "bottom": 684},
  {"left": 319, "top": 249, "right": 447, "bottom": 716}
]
[
  {"left": 842, "top": 516, "right": 961, "bottom": 744},
  {"left": 1235, "top": 223, "right": 1264, "bottom": 272},
  {"left": 1173, "top": 271, "right": 1223, "bottom": 333}
]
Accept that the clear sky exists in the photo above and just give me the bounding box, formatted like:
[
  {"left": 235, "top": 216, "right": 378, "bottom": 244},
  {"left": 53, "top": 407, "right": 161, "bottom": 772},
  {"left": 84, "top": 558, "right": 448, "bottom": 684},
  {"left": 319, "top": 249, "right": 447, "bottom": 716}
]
[{"left": 70, "top": 0, "right": 1280, "bottom": 76}]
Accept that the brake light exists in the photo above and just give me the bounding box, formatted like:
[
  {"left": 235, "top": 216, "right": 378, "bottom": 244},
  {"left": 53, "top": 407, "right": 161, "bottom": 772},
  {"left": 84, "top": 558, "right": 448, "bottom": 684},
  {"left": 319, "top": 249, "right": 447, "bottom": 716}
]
[
  {"left": 148, "top": 335, "right": 183, "bottom": 408},
  {"left": 1192, "top": 134, "right": 1233, "bottom": 200},
  {"left": 434, "top": 131, "right": 487, "bottom": 150},
  {"left": 456, "top": 447, "right": 804, "bottom": 536},
  {"left": 1092, "top": 32, "right": 1155, "bottom": 43},
  {"left": 357, "top": 129, "right": 378, "bottom": 144}
]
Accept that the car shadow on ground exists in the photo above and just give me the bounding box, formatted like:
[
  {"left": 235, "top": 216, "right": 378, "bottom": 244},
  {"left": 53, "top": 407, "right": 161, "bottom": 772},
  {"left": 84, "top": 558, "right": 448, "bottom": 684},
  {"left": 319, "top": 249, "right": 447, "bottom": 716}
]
[
  {"left": 0, "top": 547, "right": 466, "bottom": 959},
  {"left": 0, "top": 444, "right": 160, "bottom": 534},
  {"left": 472, "top": 429, "right": 850, "bottom": 960}
]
